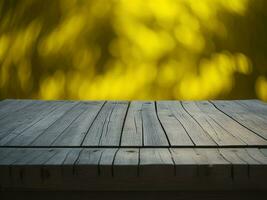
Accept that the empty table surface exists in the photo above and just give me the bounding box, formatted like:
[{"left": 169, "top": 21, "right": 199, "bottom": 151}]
[
  {"left": 0, "top": 99, "right": 267, "bottom": 191},
  {"left": 0, "top": 99, "right": 266, "bottom": 147}
]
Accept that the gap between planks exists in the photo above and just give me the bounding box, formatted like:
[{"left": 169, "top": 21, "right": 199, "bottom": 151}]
[
  {"left": 1, "top": 145, "right": 267, "bottom": 149},
  {"left": 1, "top": 100, "right": 267, "bottom": 147}
]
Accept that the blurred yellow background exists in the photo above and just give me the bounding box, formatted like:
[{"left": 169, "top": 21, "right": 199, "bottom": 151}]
[{"left": 0, "top": 0, "right": 266, "bottom": 100}]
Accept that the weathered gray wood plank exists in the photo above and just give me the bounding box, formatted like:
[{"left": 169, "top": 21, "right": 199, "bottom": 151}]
[
  {"left": 182, "top": 101, "right": 246, "bottom": 146},
  {"left": 0, "top": 99, "right": 13, "bottom": 108},
  {"left": 62, "top": 148, "right": 82, "bottom": 165},
  {"left": 12, "top": 148, "right": 45, "bottom": 165},
  {"left": 236, "top": 100, "right": 267, "bottom": 119},
  {"left": 170, "top": 148, "right": 198, "bottom": 177},
  {"left": 0, "top": 100, "right": 48, "bottom": 139},
  {"left": 74, "top": 148, "right": 103, "bottom": 177},
  {"left": 82, "top": 101, "right": 128, "bottom": 146},
  {"left": 31, "top": 102, "right": 93, "bottom": 146},
  {"left": 215, "top": 148, "right": 263, "bottom": 182},
  {"left": 171, "top": 148, "right": 231, "bottom": 178},
  {"left": 0, "top": 100, "right": 34, "bottom": 120},
  {"left": 0, "top": 147, "right": 267, "bottom": 190},
  {"left": 99, "top": 148, "right": 117, "bottom": 177},
  {"left": 0, "top": 100, "right": 266, "bottom": 148},
  {"left": 0, "top": 148, "right": 15, "bottom": 160},
  {"left": 0, "top": 148, "right": 58, "bottom": 186},
  {"left": 61, "top": 148, "right": 82, "bottom": 180},
  {"left": 22, "top": 148, "right": 59, "bottom": 186},
  {"left": 6, "top": 102, "right": 78, "bottom": 146},
  {"left": 120, "top": 101, "right": 143, "bottom": 146},
  {"left": 0, "top": 148, "right": 29, "bottom": 186},
  {"left": 0, "top": 101, "right": 63, "bottom": 145},
  {"left": 219, "top": 149, "right": 248, "bottom": 180},
  {"left": 98, "top": 102, "right": 128, "bottom": 146},
  {"left": 9, "top": 148, "right": 64, "bottom": 186},
  {"left": 0, "top": 148, "right": 30, "bottom": 165},
  {"left": 246, "top": 148, "right": 267, "bottom": 164},
  {"left": 211, "top": 100, "right": 267, "bottom": 142},
  {"left": 194, "top": 148, "right": 231, "bottom": 178},
  {"left": 156, "top": 101, "right": 194, "bottom": 146},
  {"left": 42, "top": 149, "right": 72, "bottom": 184},
  {"left": 139, "top": 148, "right": 174, "bottom": 177},
  {"left": 0, "top": 100, "right": 17, "bottom": 114},
  {"left": 142, "top": 102, "right": 169, "bottom": 146},
  {"left": 245, "top": 148, "right": 267, "bottom": 180},
  {"left": 0, "top": 148, "right": 45, "bottom": 186},
  {"left": 163, "top": 101, "right": 216, "bottom": 146},
  {"left": 220, "top": 148, "right": 259, "bottom": 164},
  {"left": 113, "top": 148, "right": 139, "bottom": 177},
  {"left": 51, "top": 101, "right": 105, "bottom": 146}
]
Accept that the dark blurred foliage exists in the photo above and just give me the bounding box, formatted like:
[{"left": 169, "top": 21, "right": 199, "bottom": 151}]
[{"left": 0, "top": 0, "right": 266, "bottom": 100}]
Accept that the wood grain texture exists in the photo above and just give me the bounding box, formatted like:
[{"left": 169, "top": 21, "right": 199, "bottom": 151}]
[
  {"left": 82, "top": 101, "right": 128, "bottom": 146},
  {"left": 30, "top": 103, "right": 89, "bottom": 146},
  {"left": 52, "top": 101, "right": 105, "bottom": 146},
  {"left": 0, "top": 100, "right": 34, "bottom": 120},
  {"left": 211, "top": 100, "right": 267, "bottom": 142},
  {"left": 120, "top": 101, "right": 143, "bottom": 146},
  {"left": 9, "top": 148, "right": 59, "bottom": 186},
  {"left": 0, "top": 99, "right": 267, "bottom": 147},
  {"left": 0, "top": 147, "right": 267, "bottom": 191},
  {"left": 236, "top": 100, "right": 267, "bottom": 119},
  {"left": 245, "top": 148, "right": 267, "bottom": 180},
  {"left": 188, "top": 148, "right": 231, "bottom": 178},
  {"left": 75, "top": 148, "right": 103, "bottom": 177},
  {"left": 0, "top": 101, "right": 51, "bottom": 140},
  {"left": 1, "top": 96, "right": 267, "bottom": 192},
  {"left": 99, "top": 148, "right": 117, "bottom": 177},
  {"left": 182, "top": 101, "right": 246, "bottom": 146},
  {"left": 170, "top": 148, "right": 198, "bottom": 177},
  {"left": 156, "top": 101, "right": 194, "bottom": 146},
  {"left": 161, "top": 101, "right": 217, "bottom": 146},
  {"left": 113, "top": 148, "right": 139, "bottom": 177},
  {"left": 139, "top": 148, "right": 174, "bottom": 177},
  {"left": 0, "top": 101, "right": 63, "bottom": 145},
  {"left": 142, "top": 101, "right": 169, "bottom": 146},
  {"left": 5, "top": 102, "right": 78, "bottom": 146}
]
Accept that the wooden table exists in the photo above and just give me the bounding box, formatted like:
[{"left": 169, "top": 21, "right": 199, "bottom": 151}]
[{"left": 0, "top": 99, "right": 267, "bottom": 196}]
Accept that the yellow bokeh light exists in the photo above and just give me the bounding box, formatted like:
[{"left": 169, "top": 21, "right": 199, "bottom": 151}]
[
  {"left": 256, "top": 76, "right": 267, "bottom": 101},
  {"left": 0, "top": 0, "right": 266, "bottom": 101}
]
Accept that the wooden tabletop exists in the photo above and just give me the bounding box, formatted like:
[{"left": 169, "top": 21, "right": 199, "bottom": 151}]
[
  {"left": 0, "top": 99, "right": 266, "bottom": 147},
  {"left": 0, "top": 99, "right": 267, "bottom": 191}
]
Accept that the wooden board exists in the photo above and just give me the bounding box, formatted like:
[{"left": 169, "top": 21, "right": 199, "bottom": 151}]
[
  {"left": 211, "top": 100, "right": 267, "bottom": 142},
  {"left": 0, "top": 147, "right": 267, "bottom": 191},
  {"left": 52, "top": 101, "right": 105, "bottom": 146},
  {"left": 0, "top": 99, "right": 267, "bottom": 147},
  {"left": 156, "top": 102, "right": 194, "bottom": 146},
  {"left": 5, "top": 102, "right": 78, "bottom": 146},
  {"left": 0, "top": 101, "right": 63, "bottom": 145},
  {"left": 0, "top": 101, "right": 56, "bottom": 141},
  {"left": 160, "top": 101, "right": 217, "bottom": 146},
  {"left": 120, "top": 101, "right": 143, "bottom": 146},
  {"left": 141, "top": 102, "right": 169, "bottom": 146},
  {"left": 82, "top": 101, "right": 128, "bottom": 146},
  {"left": 1, "top": 99, "right": 267, "bottom": 191},
  {"left": 113, "top": 148, "right": 139, "bottom": 177},
  {"left": 181, "top": 101, "right": 246, "bottom": 146},
  {"left": 139, "top": 148, "right": 174, "bottom": 177}
]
